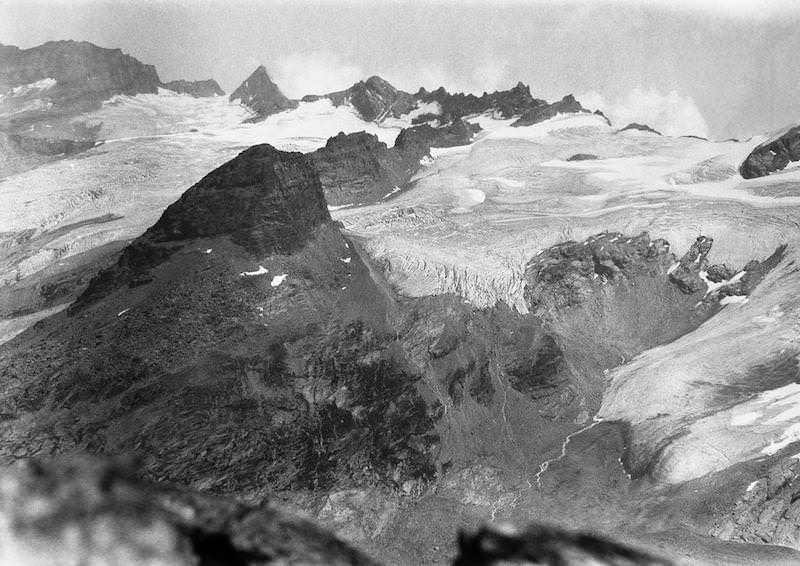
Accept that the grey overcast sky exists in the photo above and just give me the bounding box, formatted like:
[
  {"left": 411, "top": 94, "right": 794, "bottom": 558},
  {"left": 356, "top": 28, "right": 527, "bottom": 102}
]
[{"left": 2, "top": 0, "right": 799, "bottom": 139}]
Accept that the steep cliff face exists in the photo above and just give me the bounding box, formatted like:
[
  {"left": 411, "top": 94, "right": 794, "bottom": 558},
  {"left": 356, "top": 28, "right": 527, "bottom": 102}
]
[
  {"left": 161, "top": 78, "right": 224, "bottom": 97},
  {"left": 310, "top": 121, "right": 477, "bottom": 206},
  {"left": 309, "top": 131, "right": 416, "bottom": 206},
  {"left": 740, "top": 125, "right": 800, "bottom": 178},
  {"left": 304, "top": 76, "right": 415, "bottom": 122},
  {"left": 0, "top": 40, "right": 160, "bottom": 112},
  {"left": 76, "top": 144, "right": 330, "bottom": 306},
  {"left": 229, "top": 65, "right": 297, "bottom": 121}
]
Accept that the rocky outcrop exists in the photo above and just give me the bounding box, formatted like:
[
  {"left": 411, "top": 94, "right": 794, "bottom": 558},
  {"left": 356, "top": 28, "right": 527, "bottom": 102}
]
[
  {"left": 229, "top": 65, "right": 297, "bottom": 121},
  {"left": 511, "top": 94, "right": 585, "bottom": 127},
  {"left": 0, "top": 40, "right": 160, "bottom": 110},
  {"left": 76, "top": 143, "right": 330, "bottom": 304},
  {"left": 0, "top": 456, "right": 380, "bottom": 566},
  {"left": 311, "top": 120, "right": 478, "bottom": 206},
  {"left": 712, "top": 457, "right": 800, "bottom": 550},
  {"left": 566, "top": 153, "right": 598, "bottom": 161},
  {"left": 395, "top": 118, "right": 480, "bottom": 151},
  {"left": 304, "top": 76, "right": 415, "bottom": 122},
  {"left": 617, "top": 123, "right": 662, "bottom": 135},
  {"left": 417, "top": 82, "right": 544, "bottom": 122},
  {"left": 161, "top": 78, "right": 224, "bottom": 97},
  {"left": 740, "top": 125, "right": 800, "bottom": 179},
  {"left": 309, "top": 131, "right": 416, "bottom": 206},
  {"left": 455, "top": 523, "right": 672, "bottom": 566},
  {"left": 667, "top": 235, "right": 713, "bottom": 293}
]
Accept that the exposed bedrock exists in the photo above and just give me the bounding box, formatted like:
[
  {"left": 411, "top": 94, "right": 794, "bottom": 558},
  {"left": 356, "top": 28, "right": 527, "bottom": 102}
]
[
  {"left": 303, "top": 75, "right": 416, "bottom": 122},
  {"left": 310, "top": 122, "right": 477, "bottom": 206},
  {"left": 74, "top": 143, "right": 330, "bottom": 307},
  {"left": 740, "top": 125, "right": 800, "bottom": 178},
  {"left": 161, "top": 78, "right": 224, "bottom": 97},
  {"left": 712, "top": 457, "right": 800, "bottom": 550},
  {"left": 0, "top": 40, "right": 161, "bottom": 106},
  {"left": 229, "top": 65, "right": 297, "bottom": 122}
]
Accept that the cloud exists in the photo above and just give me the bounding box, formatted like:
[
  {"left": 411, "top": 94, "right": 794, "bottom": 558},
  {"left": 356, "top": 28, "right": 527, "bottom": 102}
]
[
  {"left": 580, "top": 88, "right": 709, "bottom": 138},
  {"left": 269, "top": 52, "right": 365, "bottom": 98},
  {"left": 471, "top": 58, "right": 511, "bottom": 93}
]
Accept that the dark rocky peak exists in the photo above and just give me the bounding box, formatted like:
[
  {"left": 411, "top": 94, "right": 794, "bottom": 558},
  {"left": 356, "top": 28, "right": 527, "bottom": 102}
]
[
  {"left": 740, "top": 125, "right": 800, "bottom": 178},
  {"left": 309, "top": 130, "right": 414, "bottom": 206},
  {"left": 76, "top": 144, "right": 329, "bottom": 305},
  {"left": 617, "top": 122, "right": 662, "bottom": 135},
  {"left": 511, "top": 94, "right": 585, "bottom": 127},
  {"left": 394, "top": 118, "right": 480, "bottom": 153},
  {"left": 142, "top": 144, "right": 329, "bottom": 252},
  {"left": 311, "top": 75, "right": 415, "bottom": 122},
  {"left": 229, "top": 65, "right": 297, "bottom": 121},
  {"left": 161, "top": 78, "right": 224, "bottom": 97},
  {"left": 0, "top": 40, "right": 160, "bottom": 105},
  {"left": 310, "top": 119, "right": 478, "bottom": 206},
  {"left": 417, "top": 81, "right": 543, "bottom": 122}
]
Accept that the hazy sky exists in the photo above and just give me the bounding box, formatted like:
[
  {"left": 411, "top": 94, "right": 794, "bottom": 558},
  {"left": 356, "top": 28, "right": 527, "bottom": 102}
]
[{"left": 2, "top": 0, "right": 800, "bottom": 139}]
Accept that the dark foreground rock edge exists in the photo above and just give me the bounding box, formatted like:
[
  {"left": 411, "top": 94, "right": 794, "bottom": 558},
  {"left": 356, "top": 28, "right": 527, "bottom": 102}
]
[{"left": 1, "top": 455, "right": 675, "bottom": 566}]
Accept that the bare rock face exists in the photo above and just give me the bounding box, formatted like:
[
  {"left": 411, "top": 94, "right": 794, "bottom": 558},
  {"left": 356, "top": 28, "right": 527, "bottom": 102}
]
[
  {"left": 229, "top": 65, "right": 297, "bottom": 121},
  {"left": 454, "top": 524, "right": 673, "bottom": 566},
  {"left": 0, "top": 456, "right": 381, "bottom": 566},
  {"left": 394, "top": 118, "right": 479, "bottom": 151},
  {"left": 311, "top": 121, "right": 477, "bottom": 206},
  {"left": 309, "top": 131, "right": 415, "bottom": 206},
  {"left": 75, "top": 143, "right": 330, "bottom": 306},
  {"left": 417, "top": 81, "right": 544, "bottom": 122},
  {"left": 0, "top": 40, "right": 160, "bottom": 106},
  {"left": 617, "top": 123, "right": 662, "bottom": 135},
  {"left": 740, "top": 125, "right": 800, "bottom": 178},
  {"left": 511, "top": 94, "right": 585, "bottom": 127},
  {"left": 304, "top": 75, "right": 416, "bottom": 122},
  {"left": 161, "top": 78, "right": 224, "bottom": 97},
  {"left": 711, "top": 458, "right": 800, "bottom": 550}
]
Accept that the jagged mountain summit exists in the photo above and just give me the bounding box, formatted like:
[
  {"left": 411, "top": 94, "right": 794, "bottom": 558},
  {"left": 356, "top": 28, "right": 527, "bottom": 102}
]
[
  {"left": 303, "top": 75, "right": 416, "bottom": 122},
  {"left": 229, "top": 64, "right": 297, "bottom": 121}
]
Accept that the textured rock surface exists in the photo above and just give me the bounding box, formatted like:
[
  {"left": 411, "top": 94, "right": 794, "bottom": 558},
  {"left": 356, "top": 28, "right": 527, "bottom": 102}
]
[
  {"left": 161, "top": 78, "right": 224, "bottom": 97},
  {"left": 417, "top": 82, "right": 544, "bottom": 121},
  {"left": 617, "top": 123, "right": 663, "bottom": 135},
  {"left": 310, "top": 121, "right": 478, "bottom": 206},
  {"left": 309, "top": 131, "right": 417, "bottom": 206},
  {"left": 512, "top": 94, "right": 585, "bottom": 127},
  {"left": 0, "top": 40, "right": 160, "bottom": 106},
  {"left": 304, "top": 75, "right": 415, "bottom": 122},
  {"left": 711, "top": 458, "right": 800, "bottom": 549},
  {"left": 0, "top": 456, "right": 380, "bottom": 566},
  {"left": 229, "top": 65, "right": 297, "bottom": 121},
  {"left": 740, "top": 126, "right": 800, "bottom": 178},
  {"left": 76, "top": 143, "right": 329, "bottom": 305}
]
